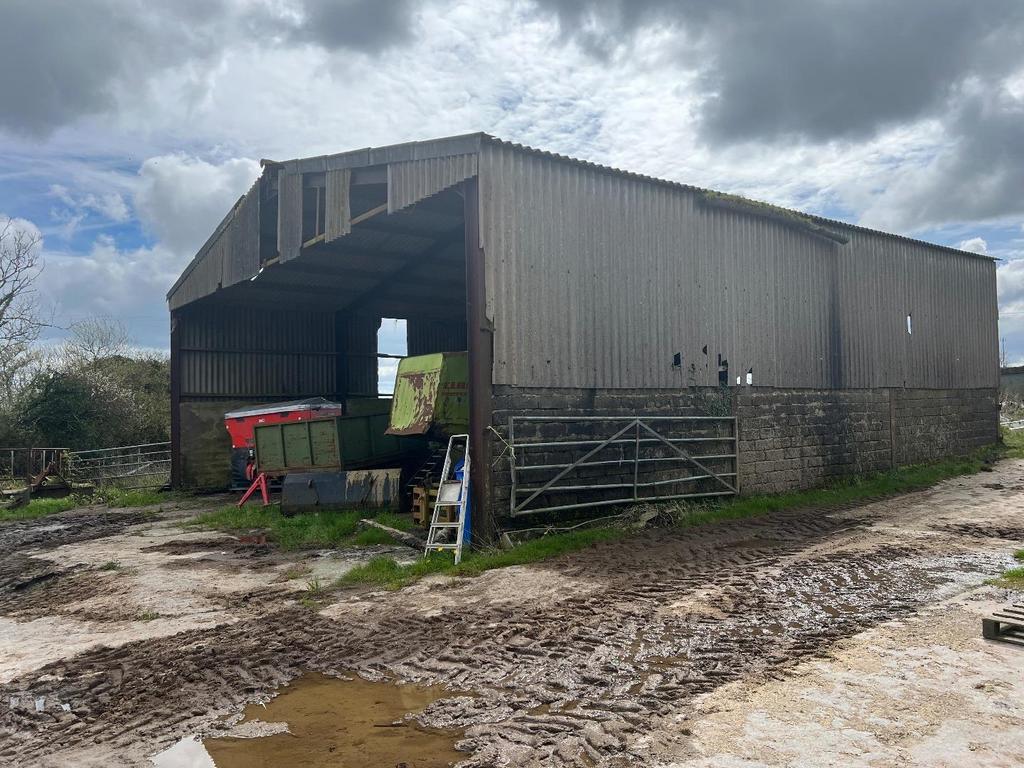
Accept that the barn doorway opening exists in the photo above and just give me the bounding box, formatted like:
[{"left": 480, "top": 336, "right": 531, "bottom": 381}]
[{"left": 174, "top": 178, "right": 473, "bottom": 518}]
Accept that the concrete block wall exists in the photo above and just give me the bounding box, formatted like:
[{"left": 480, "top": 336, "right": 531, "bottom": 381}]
[
  {"left": 891, "top": 388, "right": 999, "bottom": 466},
  {"left": 487, "top": 385, "right": 999, "bottom": 518},
  {"left": 733, "top": 389, "right": 892, "bottom": 494},
  {"left": 178, "top": 401, "right": 247, "bottom": 490}
]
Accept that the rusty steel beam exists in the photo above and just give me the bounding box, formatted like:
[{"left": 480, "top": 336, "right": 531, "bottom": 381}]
[
  {"left": 169, "top": 309, "right": 182, "bottom": 488},
  {"left": 464, "top": 176, "right": 495, "bottom": 544}
]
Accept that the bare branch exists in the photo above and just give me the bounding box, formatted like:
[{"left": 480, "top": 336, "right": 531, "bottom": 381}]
[{"left": 0, "top": 216, "right": 47, "bottom": 394}]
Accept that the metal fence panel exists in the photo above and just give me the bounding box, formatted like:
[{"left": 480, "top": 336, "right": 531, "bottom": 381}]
[{"left": 68, "top": 442, "right": 171, "bottom": 489}]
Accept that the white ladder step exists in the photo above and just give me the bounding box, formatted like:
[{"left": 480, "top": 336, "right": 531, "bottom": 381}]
[
  {"left": 425, "top": 434, "right": 470, "bottom": 565},
  {"left": 437, "top": 482, "right": 462, "bottom": 503}
]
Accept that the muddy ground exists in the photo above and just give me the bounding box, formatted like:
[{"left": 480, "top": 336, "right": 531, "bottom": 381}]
[{"left": 0, "top": 462, "right": 1023, "bottom": 767}]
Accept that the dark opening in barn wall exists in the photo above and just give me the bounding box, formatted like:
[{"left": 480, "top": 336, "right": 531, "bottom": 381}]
[{"left": 170, "top": 162, "right": 473, "bottom": 490}]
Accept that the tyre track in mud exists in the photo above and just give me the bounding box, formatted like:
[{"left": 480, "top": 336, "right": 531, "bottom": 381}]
[
  {"left": 0, "top": 510, "right": 152, "bottom": 560},
  {"left": 0, "top": 511, "right": 154, "bottom": 620},
  {"left": 0, "top": 504, "right": 1008, "bottom": 767}
]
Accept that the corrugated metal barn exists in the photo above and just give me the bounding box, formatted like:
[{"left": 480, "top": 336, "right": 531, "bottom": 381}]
[{"left": 168, "top": 133, "right": 999, "bottom": 535}]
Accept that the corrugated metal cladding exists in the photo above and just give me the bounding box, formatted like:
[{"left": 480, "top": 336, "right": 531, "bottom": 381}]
[
  {"left": 281, "top": 133, "right": 483, "bottom": 175},
  {"left": 168, "top": 181, "right": 261, "bottom": 311},
  {"left": 478, "top": 142, "right": 999, "bottom": 390},
  {"left": 407, "top": 317, "right": 468, "bottom": 355},
  {"left": 277, "top": 171, "right": 304, "bottom": 263},
  {"left": 167, "top": 133, "right": 996, "bottom": 393},
  {"left": 325, "top": 168, "right": 351, "bottom": 243},
  {"left": 343, "top": 313, "right": 379, "bottom": 396},
  {"left": 178, "top": 305, "right": 335, "bottom": 400},
  {"left": 388, "top": 154, "right": 477, "bottom": 213}
]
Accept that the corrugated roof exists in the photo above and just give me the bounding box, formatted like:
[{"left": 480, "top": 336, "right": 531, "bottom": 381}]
[
  {"left": 273, "top": 131, "right": 995, "bottom": 262},
  {"left": 169, "top": 131, "right": 994, "bottom": 307}
]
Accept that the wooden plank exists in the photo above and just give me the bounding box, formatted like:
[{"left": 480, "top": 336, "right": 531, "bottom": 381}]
[
  {"left": 358, "top": 519, "right": 425, "bottom": 550},
  {"left": 350, "top": 203, "right": 388, "bottom": 228}
]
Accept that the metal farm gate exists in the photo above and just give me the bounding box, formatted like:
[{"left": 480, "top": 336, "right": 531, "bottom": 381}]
[
  {"left": 508, "top": 415, "right": 738, "bottom": 516},
  {"left": 68, "top": 442, "right": 171, "bottom": 489}
]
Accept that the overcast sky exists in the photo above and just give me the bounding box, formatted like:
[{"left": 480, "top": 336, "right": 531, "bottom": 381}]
[{"left": 2, "top": 0, "right": 1023, "bottom": 362}]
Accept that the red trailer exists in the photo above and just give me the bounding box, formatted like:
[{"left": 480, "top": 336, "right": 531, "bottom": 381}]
[{"left": 224, "top": 398, "right": 344, "bottom": 487}]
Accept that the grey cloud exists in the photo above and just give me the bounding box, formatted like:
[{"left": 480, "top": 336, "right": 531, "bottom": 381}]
[
  {"left": 696, "top": 1, "right": 1024, "bottom": 144},
  {"left": 289, "top": 0, "right": 416, "bottom": 52},
  {"left": 859, "top": 90, "right": 1024, "bottom": 231},
  {"left": 0, "top": 0, "right": 422, "bottom": 137},
  {"left": 0, "top": 0, "right": 231, "bottom": 137},
  {"left": 532, "top": 0, "right": 1024, "bottom": 144},
  {"left": 533, "top": 0, "right": 1024, "bottom": 230}
]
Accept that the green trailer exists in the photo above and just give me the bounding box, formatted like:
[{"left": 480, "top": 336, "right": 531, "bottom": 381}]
[
  {"left": 254, "top": 413, "right": 417, "bottom": 474},
  {"left": 387, "top": 352, "right": 469, "bottom": 437}
]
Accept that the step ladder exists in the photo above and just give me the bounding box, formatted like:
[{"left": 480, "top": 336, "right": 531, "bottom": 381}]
[{"left": 425, "top": 434, "right": 470, "bottom": 564}]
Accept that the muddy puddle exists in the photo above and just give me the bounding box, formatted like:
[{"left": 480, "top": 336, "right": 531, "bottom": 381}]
[{"left": 153, "top": 672, "right": 464, "bottom": 768}]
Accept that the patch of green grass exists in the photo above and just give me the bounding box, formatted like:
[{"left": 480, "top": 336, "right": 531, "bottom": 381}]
[
  {"left": 0, "top": 496, "right": 81, "bottom": 522},
  {"left": 298, "top": 576, "right": 328, "bottom": 610},
  {"left": 991, "top": 566, "right": 1024, "bottom": 589},
  {"left": 188, "top": 504, "right": 406, "bottom": 551},
  {"left": 1001, "top": 426, "right": 1024, "bottom": 459},
  {"left": 339, "top": 526, "right": 625, "bottom": 591},
  {"left": 98, "top": 560, "right": 122, "bottom": 571},
  {"left": 337, "top": 553, "right": 455, "bottom": 590},
  {"left": 659, "top": 445, "right": 1006, "bottom": 530},
  {"left": 100, "top": 488, "right": 168, "bottom": 508},
  {"left": 136, "top": 610, "right": 161, "bottom": 621},
  {"left": 0, "top": 486, "right": 180, "bottom": 525}
]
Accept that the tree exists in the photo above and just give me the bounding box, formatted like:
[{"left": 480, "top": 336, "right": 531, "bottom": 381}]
[
  {"left": 0, "top": 217, "right": 47, "bottom": 396},
  {"left": 17, "top": 354, "right": 170, "bottom": 449},
  {"left": 56, "top": 317, "right": 131, "bottom": 368}
]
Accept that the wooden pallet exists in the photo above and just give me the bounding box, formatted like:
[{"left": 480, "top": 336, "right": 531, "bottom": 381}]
[
  {"left": 982, "top": 603, "right": 1024, "bottom": 647},
  {"left": 412, "top": 485, "right": 438, "bottom": 526}
]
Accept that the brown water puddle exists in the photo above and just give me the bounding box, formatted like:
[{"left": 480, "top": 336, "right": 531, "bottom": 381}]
[{"left": 155, "top": 672, "right": 464, "bottom": 767}]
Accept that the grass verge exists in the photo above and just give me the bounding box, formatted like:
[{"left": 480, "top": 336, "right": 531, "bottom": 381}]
[
  {"left": 0, "top": 496, "right": 81, "bottom": 523},
  {"left": 1004, "top": 427, "right": 1024, "bottom": 459},
  {"left": 666, "top": 446, "right": 1002, "bottom": 530},
  {"left": 0, "top": 486, "right": 178, "bottom": 524},
  {"left": 991, "top": 549, "right": 1024, "bottom": 589},
  {"left": 188, "top": 504, "right": 413, "bottom": 550},
  {"left": 339, "top": 526, "right": 625, "bottom": 591},
  {"left": 991, "top": 567, "right": 1024, "bottom": 590},
  {"left": 337, "top": 438, "right": 1018, "bottom": 592}
]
